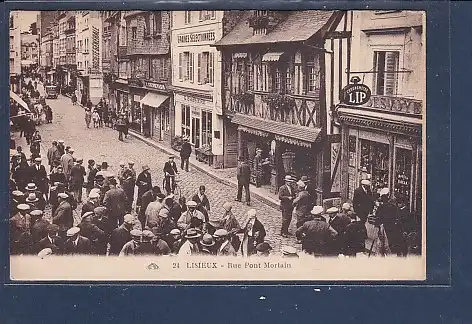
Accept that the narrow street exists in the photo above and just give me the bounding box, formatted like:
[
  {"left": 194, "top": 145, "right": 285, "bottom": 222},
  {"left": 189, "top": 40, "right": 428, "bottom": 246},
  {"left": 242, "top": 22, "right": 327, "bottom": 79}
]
[{"left": 32, "top": 95, "right": 299, "bottom": 252}]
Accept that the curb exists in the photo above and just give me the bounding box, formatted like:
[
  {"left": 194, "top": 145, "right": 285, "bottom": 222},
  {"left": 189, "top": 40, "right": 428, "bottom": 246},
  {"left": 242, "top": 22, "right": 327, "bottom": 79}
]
[{"left": 129, "top": 130, "right": 280, "bottom": 210}]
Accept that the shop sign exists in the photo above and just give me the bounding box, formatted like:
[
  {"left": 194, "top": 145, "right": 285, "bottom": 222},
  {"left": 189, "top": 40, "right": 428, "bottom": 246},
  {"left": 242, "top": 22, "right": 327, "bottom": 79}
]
[
  {"left": 144, "top": 80, "right": 166, "bottom": 91},
  {"left": 364, "top": 95, "right": 422, "bottom": 116},
  {"left": 341, "top": 78, "right": 371, "bottom": 106},
  {"left": 191, "top": 106, "right": 201, "bottom": 118},
  {"left": 177, "top": 31, "right": 215, "bottom": 44},
  {"left": 183, "top": 95, "right": 210, "bottom": 106}
]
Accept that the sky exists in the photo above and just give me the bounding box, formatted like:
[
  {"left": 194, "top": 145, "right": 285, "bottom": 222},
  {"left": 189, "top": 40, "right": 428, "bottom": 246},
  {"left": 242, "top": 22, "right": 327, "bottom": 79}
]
[{"left": 14, "top": 11, "right": 39, "bottom": 32}]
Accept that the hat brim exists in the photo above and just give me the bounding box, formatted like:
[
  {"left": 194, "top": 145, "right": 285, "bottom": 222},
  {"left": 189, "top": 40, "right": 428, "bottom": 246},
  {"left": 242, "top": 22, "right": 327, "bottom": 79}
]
[
  {"left": 26, "top": 199, "right": 39, "bottom": 203},
  {"left": 185, "top": 234, "right": 202, "bottom": 239},
  {"left": 201, "top": 241, "right": 215, "bottom": 247}
]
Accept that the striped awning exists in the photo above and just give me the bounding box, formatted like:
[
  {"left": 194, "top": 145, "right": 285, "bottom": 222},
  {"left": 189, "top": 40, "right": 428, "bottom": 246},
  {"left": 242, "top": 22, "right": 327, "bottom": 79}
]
[
  {"left": 233, "top": 53, "right": 248, "bottom": 59},
  {"left": 262, "top": 52, "right": 285, "bottom": 62}
]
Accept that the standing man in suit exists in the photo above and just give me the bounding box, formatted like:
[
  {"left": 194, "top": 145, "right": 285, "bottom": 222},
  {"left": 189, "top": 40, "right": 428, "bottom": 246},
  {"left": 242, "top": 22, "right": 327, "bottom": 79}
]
[
  {"left": 180, "top": 136, "right": 192, "bottom": 172},
  {"left": 163, "top": 156, "right": 178, "bottom": 195},
  {"left": 293, "top": 180, "right": 312, "bottom": 228},
  {"left": 192, "top": 185, "right": 210, "bottom": 223},
  {"left": 279, "top": 175, "right": 296, "bottom": 237},
  {"left": 29, "top": 157, "right": 48, "bottom": 200},
  {"left": 136, "top": 165, "right": 152, "bottom": 210},
  {"left": 235, "top": 157, "right": 251, "bottom": 206},
  {"left": 103, "top": 178, "right": 128, "bottom": 228},
  {"left": 63, "top": 227, "right": 92, "bottom": 255},
  {"left": 52, "top": 193, "right": 73, "bottom": 238},
  {"left": 352, "top": 179, "right": 375, "bottom": 223}
]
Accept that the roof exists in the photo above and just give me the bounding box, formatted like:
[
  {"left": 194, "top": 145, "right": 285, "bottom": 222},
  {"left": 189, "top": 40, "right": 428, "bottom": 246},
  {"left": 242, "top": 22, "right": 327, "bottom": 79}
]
[
  {"left": 231, "top": 113, "right": 321, "bottom": 147},
  {"left": 123, "top": 11, "right": 146, "bottom": 19},
  {"left": 215, "top": 11, "right": 337, "bottom": 47}
]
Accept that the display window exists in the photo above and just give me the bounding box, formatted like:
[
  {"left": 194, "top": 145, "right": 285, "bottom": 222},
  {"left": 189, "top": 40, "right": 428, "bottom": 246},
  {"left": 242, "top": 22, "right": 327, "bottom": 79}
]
[
  {"left": 394, "top": 147, "right": 412, "bottom": 204},
  {"left": 359, "top": 139, "right": 389, "bottom": 194}
]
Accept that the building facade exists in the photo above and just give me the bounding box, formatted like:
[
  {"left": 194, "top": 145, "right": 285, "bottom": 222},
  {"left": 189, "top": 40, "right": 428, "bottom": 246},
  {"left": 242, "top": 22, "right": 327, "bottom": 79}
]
[
  {"left": 21, "top": 33, "right": 39, "bottom": 66},
  {"left": 9, "top": 12, "right": 21, "bottom": 92},
  {"left": 171, "top": 10, "right": 242, "bottom": 167},
  {"left": 101, "top": 11, "right": 120, "bottom": 109},
  {"left": 52, "top": 19, "right": 60, "bottom": 80},
  {"left": 335, "top": 10, "right": 425, "bottom": 216},
  {"left": 122, "top": 11, "right": 172, "bottom": 142},
  {"left": 214, "top": 10, "right": 345, "bottom": 200},
  {"left": 37, "top": 11, "right": 58, "bottom": 79},
  {"left": 76, "top": 11, "right": 103, "bottom": 105},
  {"left": 40, "top": 30, "right": 53, "bottom": 74}
]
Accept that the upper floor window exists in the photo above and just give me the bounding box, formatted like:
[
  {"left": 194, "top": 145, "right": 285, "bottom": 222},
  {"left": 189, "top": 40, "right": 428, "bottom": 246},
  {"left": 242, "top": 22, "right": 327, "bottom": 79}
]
[
  {"left": 179, "top": 52, "right": 194, "bottom": 82},
  {"left": 374, "top": 51, "right": 399, "bottom": 95},
  {"left": 9, "top": 16, "right": 13, "bottom": 29},
  {"left": 197, "top": 52, "right": 214, "bottom": 85},
  {"left": 304, "top": 54, "right": 320, "bottom": 94},
  {"left": 153, "top": 12, "right": 162, "bottom": 34},
  {"left": 199, "top": 10, "right": 216, "bottom": 21},
  {"left": 132, "top": 27, "right": 137, "bottom": 40},
  {"left": 184, "top": 11, "right": 192, "bottom": 24}
]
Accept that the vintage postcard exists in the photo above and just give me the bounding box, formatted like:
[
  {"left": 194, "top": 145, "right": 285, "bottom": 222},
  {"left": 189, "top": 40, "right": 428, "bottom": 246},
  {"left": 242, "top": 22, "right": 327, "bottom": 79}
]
[{"left": 9, "top": 9, "right": 426, "bottom": 281}]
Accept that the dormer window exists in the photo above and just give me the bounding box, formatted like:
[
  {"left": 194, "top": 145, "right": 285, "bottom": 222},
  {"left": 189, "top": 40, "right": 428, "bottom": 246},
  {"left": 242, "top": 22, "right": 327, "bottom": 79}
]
[{"left": 249, "top": 11, "right": 270, "bottom": 35}]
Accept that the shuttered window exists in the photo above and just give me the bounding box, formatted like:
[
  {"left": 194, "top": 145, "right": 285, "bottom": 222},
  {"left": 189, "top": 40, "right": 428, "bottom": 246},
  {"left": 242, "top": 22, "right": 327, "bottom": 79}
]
[
  {"left": 197, "top": 53, "right": 202, "bottom": 84},
  {"left": 178, "top": 53, "right": 183, "bottom": 81},
  {"left": 374, "top": 51, "right": 399, "bottom": 95}
]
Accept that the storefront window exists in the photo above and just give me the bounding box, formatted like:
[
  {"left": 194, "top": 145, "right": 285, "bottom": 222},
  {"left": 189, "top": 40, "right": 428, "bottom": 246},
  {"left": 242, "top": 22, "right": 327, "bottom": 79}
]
[
  {"left": 394, "top": 147, "right": 412, "bottom": 204},
  {"left": 201, "top": 111, "right": 212, "bottom": 147},
  {"left": 161, "top": 109, "right": 169, "bottom": 132},
  {"left": 360, "top": 139, "right": 389, "bottom": 194},
  {"left": 348, "top": 135, "right": 357, "bottom": 167},
  {"left": 181, "top": 104, "right": 190, "bottom": 138}
]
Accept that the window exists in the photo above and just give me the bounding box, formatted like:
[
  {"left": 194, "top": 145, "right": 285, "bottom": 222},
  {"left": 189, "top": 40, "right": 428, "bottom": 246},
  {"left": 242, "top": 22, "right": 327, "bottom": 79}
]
[
  {"left": 285, "top": 67, "right": 292, "bottom": 93},
  {"left": 184, "top": 11, "right": 192, "bottom": 24},
  {"left": 201, "top": 111, "right": 212, "bottom": 147},
  {"left": 274, "top": 68, "right": 282, "bottom": 93},
  {"left": 153, "top": 12, "right": 162, "bottom": 34},
  {"left": 199, "top": 10, "right": 216, "bottom": 21},
  {"left": 197, "top": 52, "right": 214, "bottom": 85},
  {"left": 132, "top": 27, "right": 137, "bottom": 40},
  {"left": 305, "top": 54, "right": 320, "bottom": 93},
  {"left": 144, "top": 14, "right": 151, "bottom": 36},
  {"left": 9, "top": 36, "right": 13, "bottom": 50},
  {"left": 160, "top": 57, "right": 168, "bottom": 80},
  {"left": 179, "top": 52, "right": 194, "bottom": 82},
  {"left": 181, "top": 104, "right": 191, "bottom": 137},
  {"left": 374, "top": 51, "right": 399, "bottom": 95}
]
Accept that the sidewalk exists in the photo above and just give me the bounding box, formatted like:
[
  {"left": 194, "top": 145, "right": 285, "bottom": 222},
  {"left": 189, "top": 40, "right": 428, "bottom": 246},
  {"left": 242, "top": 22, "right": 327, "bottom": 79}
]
[{"left": 129, "top": 130, "right": 281, "bottom": 210}]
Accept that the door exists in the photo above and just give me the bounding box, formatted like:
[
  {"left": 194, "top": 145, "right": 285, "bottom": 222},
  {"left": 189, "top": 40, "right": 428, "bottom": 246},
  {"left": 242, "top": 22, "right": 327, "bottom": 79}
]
[{"left": 192, "top": 117, "right": 200, "bottom": 148}]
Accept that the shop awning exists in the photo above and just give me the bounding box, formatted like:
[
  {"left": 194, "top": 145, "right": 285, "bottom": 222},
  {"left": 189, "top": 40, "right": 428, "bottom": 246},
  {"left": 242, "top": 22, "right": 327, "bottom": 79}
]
[
  {"left": 262, "top": 52, "right": 285, "bottom": 62},
  {"left": 140, "top": 92, "right": 169, "bottom": 108},
  {"left": 10, "top": 91, "right": 30, "bottom": 112},
  {"left": 21, "top": 60, "right": 35, "bottom": 66},
  {"left": 231, "top": 113, "right": 321, "bottom": 147},
  {"left": 233, "top": 53, "right": 248, "bottom": 59}
]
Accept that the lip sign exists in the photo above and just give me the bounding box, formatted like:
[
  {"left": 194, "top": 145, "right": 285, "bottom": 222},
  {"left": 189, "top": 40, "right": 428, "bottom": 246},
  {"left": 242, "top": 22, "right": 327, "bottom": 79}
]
[{"left": 342, "top": 84, "right": 371, "bottom": 106}]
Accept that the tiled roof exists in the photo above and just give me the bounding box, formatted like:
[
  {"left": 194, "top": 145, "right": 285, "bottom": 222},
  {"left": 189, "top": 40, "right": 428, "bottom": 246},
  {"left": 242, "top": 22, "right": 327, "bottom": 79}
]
[
  {"left": 215, "top": 11, "right": 337, "bottom": 46},
  {"left": 231, "top": 113, "right": 321, "bottom": 143}
]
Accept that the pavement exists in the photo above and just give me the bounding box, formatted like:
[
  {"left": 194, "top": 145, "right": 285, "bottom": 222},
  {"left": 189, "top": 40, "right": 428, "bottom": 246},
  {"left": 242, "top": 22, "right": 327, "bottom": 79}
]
[{"left": 23, "top": 95, "right": 300, "bottom": 252}]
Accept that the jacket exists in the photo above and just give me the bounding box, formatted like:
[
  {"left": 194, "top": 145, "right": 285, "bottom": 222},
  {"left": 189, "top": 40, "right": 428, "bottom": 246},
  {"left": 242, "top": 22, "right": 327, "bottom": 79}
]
[
  {"left": 29, "top": 164, "right": 48, "bottom": 190},
  {"left": 180, "top": 141, "right": 192, "bottom": 158},
  {"left": 60, "top": 153, "right": 74, "bottom": 179},
  {"left": 52, "top": 200, "right": 73, "bottom": 232},
  {"left": 103, "top": 187, "right": 127, "bottom": 221},
  {"left": 296, "top": 219, "right": 338, "bottom": 256},
  {"left": 191, "top": 193, "right": 210, "bottom": 221},
  {"left": 278, "top": 184, "right": 295, "bottom": 211},
  {"left": 37, "top": 235, "right": 64, "bottom": 254},
  {"left": 69, "top": 164, "right": 86, "bottom": 187},
  {"left": 177, "top": 210, "right": 205, "bottom": 231},
  {"left": 63, "top": 236, "right": 92, "bottom": 255},
  {"left": 178, "top": 240, "right": 200, "bottom": 255},
  {"left": 137, "top": 171, "right": 152, "bottom": 194},
  {"left": 145, "top": 201, "right": 163, "bottom": 228},
  {"left": 139, "top": 190, "right": 155, "bottom": 220},
  {"left": 353, "top": 186, "right": 375, "bottom": 221},
  {"left": 109, "top": 225, "right": 132, "bottom": 255},
  {"left": 47, "top": 146, "right": 58, "bottom": 165},
  {"left": 163, "top": 161, "right": 178, "bottom": 176},
  {"left": 292, "top": 190, "right": 312, "bottom": 222},
  {"left": 217, "top": 240, "right": 237, "bottom": 256},
  {"left": 236, "top": 162, "right": 251, "bottom": 184}
]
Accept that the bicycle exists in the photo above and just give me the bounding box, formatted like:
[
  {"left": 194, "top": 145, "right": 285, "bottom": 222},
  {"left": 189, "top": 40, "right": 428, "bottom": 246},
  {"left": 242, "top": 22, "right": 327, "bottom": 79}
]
[{"left": 162, "top": 174, "right": 181, "bottom": 200}]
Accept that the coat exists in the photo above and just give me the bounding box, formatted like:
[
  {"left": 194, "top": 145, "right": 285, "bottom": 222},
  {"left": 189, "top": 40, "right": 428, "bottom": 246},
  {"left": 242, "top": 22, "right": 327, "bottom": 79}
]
[
  {"left": 136, "top": 171, "right": 152, "bottom": 199},
  {"left": 109, "top": 225, "right": 131, "bottom": 255},
  {"left": 296, "top": 218, "right": 338, "bottom": 256},
  {"left": 37, "top": 236, "right": 64, "bottom": 255},
  {"left": 163, "top": 161, "right": 178, "bottom": 176},
  {"left": 145, "top": 201, "right": 163, "bottom": 228},
  {"left": 178, "top": 240, "right": 200, "bottom": 256},
  {"left": 81, "top": 200, "right": 97, "bottom": 216},
  {"left": 47, "top": 146, "right": 59, "bottom": 165},
  {"left": 103, "top": 187, "right": 127, "bottom": 223},
  {"left": 78, "top": 221, "right": 106, "bottom": 254},
  {"left": 236, "top": 162, "right": 251, "bottom": 185},
  {"left": 180, "top": 141, "right": 192, "bottom": 158},
  {"left": 63, "top": 236, "right": 92, "bottom": 255},
  {"left": 353, "top": 186, "right": 375, "bottom": 221},
  {"left": 217, "top": 240, "right": 237, "bottom": 256},
  {"left": 31, "top": 219, "right": 50, "bottom": 244},
  {"left": 278, "top": 184, "right": 295, "bottom": 211},
  {"left": 29, "top": 164, "right": 48, "bottom": 192},
  {"left": 52, "top": 200, "right": 73, "bottom": 233},
  {"left": 139, "top": 190, "right": 155, "bottom": 222},
  {"left": 292, "top": 190, "right": 312, "bottom": 225},
  {"left": 343, "top": 220, "right": 368, "bottom": 255},
  {"left": 177, "top": 209, "right": 206, "bottom": 231},
  {"left": 69, "top": 164, "right": 86, "bottom": 189},
  {"left": 60, "top": 153, "right": 74, "bottom": 180},
  {"left": 191, "top": 193, "right": 210, "bottom": 221},
  {"left": 240, "top": 218, "right": 266, "bottom": 257},
  {"left": 10, "top": 212, "right": 32, "bottom": 248}
]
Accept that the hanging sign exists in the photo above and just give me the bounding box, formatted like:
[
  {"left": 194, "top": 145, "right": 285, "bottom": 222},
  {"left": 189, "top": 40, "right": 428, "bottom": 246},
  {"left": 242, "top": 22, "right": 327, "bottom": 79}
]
[{"left": 341, "top": 76, "right": 371, "bottom": 106}]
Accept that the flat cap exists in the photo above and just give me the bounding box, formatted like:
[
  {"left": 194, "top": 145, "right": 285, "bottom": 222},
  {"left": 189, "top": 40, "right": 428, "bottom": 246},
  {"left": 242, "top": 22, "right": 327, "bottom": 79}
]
[
  {"left": 281, "top": 245, "right": 298, "bottom": 255},
  {"left": 130, "top": 229, "right": 142, "bottom": 237},
  {"left": 123, "top": 214, "right": 135, "bottom": 224},
  {"left": 186, "top": 200, "right": 197, "bottom": 207},
  {"left": 213, "top": 229, "right": 229, "bottom": 238},
  {"left": 66, "top": 227, "right": 80, "bottom": 236},
  {"left": 170, "top": 229, "right": 180, "bottom": 235},
  {"left": 342, "top": 203, "right": 351, "bottom": 211},
  {"left": 88, "top": 191, "right": 100, "bottom": 199},
  {"left": 34, "top": 157, "right": 42, "bottom": 162},
  {"left": 30, "top": 210, "right": 43, "bottom": 217},
  {"left": 380, "top": 188, "right": 390, "bottom": 196},
  {"left": 361, "top": 179, "right": 371, "bottom": 186},
  {"left": 17, "top": 204, "right": 30, "bottom": 211},
  {"left": 310, "top": 206, "right": 324, "bottom": 215},
  {"left": 57, "top": 193, "right": 69, "bottom": 199},
  {"left": 326, "top": 207, "right": 339, "bottom": 214}
]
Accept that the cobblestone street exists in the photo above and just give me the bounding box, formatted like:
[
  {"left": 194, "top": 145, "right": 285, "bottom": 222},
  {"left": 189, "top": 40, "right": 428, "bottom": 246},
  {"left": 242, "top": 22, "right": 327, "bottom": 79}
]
[{"left": 29, "top": 95, "right": 299, "bottom": 252}]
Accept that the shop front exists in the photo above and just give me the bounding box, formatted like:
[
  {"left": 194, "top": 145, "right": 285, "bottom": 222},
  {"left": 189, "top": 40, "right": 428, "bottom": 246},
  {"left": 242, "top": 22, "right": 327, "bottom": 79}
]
[
  {"left": 174, "top": 92, "right": 224, "bottom": 167},
  {"left": 140, "top": 91, "right": 170, "bottom": 141},
  {"left": 230, "top": 113, "right": 322, "bottom": 197},
  {"left": 337, "top": 97, "right": 423, "bottom": 216}
]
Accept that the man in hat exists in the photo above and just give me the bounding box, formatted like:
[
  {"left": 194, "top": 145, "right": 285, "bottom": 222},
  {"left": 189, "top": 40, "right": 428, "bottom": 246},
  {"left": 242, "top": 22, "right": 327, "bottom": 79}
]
[
  {"left": 36, "top": 224, "right": 64, "bottom": 254},
  {"left": 135, "top": 230, "right": 166, "bottom": 256},
  {"left": 119, "top": 229, "right": 142, "bottom": 256},
  {"left": 85, "top": 159, "right": 97, "bottom": 198},
  {"left": 148, "top": 228, "right": 171, "bottom": 255},
  {"left": 10, "top": 191, "right": 25, "bottom": 216},
  {"left": 81, "top": 191, "right": 100, "bottom": 216},
  {"left": 138, "top": 186, "right": 161, "bottom": 228},
  {"left": 63, "top": 227, "right": 92, "bottom": 255},
  {"left": 117, "top": 161, "right": 126, "bottom": 185},
  {"left": 281, "top": 245, "right": 299, "bottom": 258},
  {"left": 60, "top": 147, "right": 74, "bottom": 184},
  {"left": 326, "top": 207, "right": 350, "bottom": 256},
  {"left": 163, "top": 156, "right": 178, "bottom": 195},
  {"left": 52, "top": 192, "right": 73, "bottom": 238},
  {"left": 29, "top": 157, "right": 48, "bottom": 198},
  {"left": 191, "top": 185, "right": 210, "bottom": 223},
  {"left": 25, "top": 183, "right": 46, "bottom": 211},
  {"left": 343, "top": 207, "right": 368, "bottom": 257},
  {"left": 255, "top": 242, "right": 272, "bottom": 257},
  {"left": 95, "top": 161, "right": 109, "bottom": 179},
  {"left": 177, "top": 201, "right": 206, "bottom": 231},
  {"left": 136, "top": 165, "right": 152, "bottom": 209},
  {"left": 121, "top": 166, "right": 135, "bottom": 213},
  {"left": 103, "top": 178, "right": 128, "bottom": 228},
  {"left": 178, "top": 228, "right": 202, "bottom": 255},
  {"left": 109, "top": 214, "right": 136, "bottom": 256},
  {"left": 164, "top": 228, "right": 182, "bottom": 254},
  {"left": 57, "top": 140, "right": 65, "bottom": 156},
  {"left": 216, "top": 202, "right": 241, "bottom": 250},
  {"left": 376, "top": 188, "right": 405, "bottom": 256},
  {"left": 296, "top": 206, "right": 338, "bottom": 257},
  {"left": 30, "top": 210, "right": 50, "bottom": 245},
  {"left": 12, "top": 156, "right": 30, "bottom": 195},
  {"left": 200, "top": 233, "right": 216, "bottom": 255},
  {"left": 78, "top": 211, "right": 106, "bottom": 255},
  {"left": 293, "top": 180, "right": 312, "bottom": 228},
  {"left": 300, "top": 175, "right": 316, "bottom": 208},
  {"left": 240, "top": 209, "right": 266, "bottom": 257},
  {"left": 50, "top": 165, "right": 67, "bottom": 189},
  {"left": 10, "top": 204, "right": 32, "bottom": 255},
  {"left": 116, "top": 114, "right": 125, "bottom": 141},
  {"left": 144, "top": 193, "right": 165, "bottom": 229},
  {"left": 180, "top": 136, "right": 192, "bottom": 172},
  {"left": 25, "top": 192, "right": 40, "bottom": 211},
  {"left": 214, "top": 229, "right": 237, "bottom": 256},
  {"left": 154, "top": 196, "right": 176, "bottom": 234},
  {"left": 279, "top": 175, "right": 296, "bottom": 237},
  {"left": 353, "top": 179, "right": 375, "bottom": 223},
  {"left": 235, "top": 156, "right": 251, "bottom": 206},
  {"left": 69, "top": 158, "right": 86, "bottom": 203},
  {"left": 253, "top": 148, "right": 263, "bottom": 188},
  {"left": 47, "top": 141, "right": 59, "bottom": 172}
]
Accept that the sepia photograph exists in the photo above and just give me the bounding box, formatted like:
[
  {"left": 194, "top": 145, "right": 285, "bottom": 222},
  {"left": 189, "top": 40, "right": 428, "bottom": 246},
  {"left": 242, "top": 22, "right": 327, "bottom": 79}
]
[{"left": 8, "top": 9, "right": 426, "bottom": 281}]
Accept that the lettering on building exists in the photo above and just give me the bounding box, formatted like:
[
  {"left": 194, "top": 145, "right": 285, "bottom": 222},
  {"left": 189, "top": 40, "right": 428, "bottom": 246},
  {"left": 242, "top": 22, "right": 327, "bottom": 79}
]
[
  {"left": 92, "top": 26, "right": 100, "bottom": 71},
  {"left": 144, "top": 80, "right": 166, "bottom": 91},
  {"left": 183, "top": 95, "right": 212, "bottom": 105},
  {"left": 177, "top": 31, "right": 215, "bottom": 44},
  {"left": 364, "top": 95, "right": 423, "bottom": 116}
]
